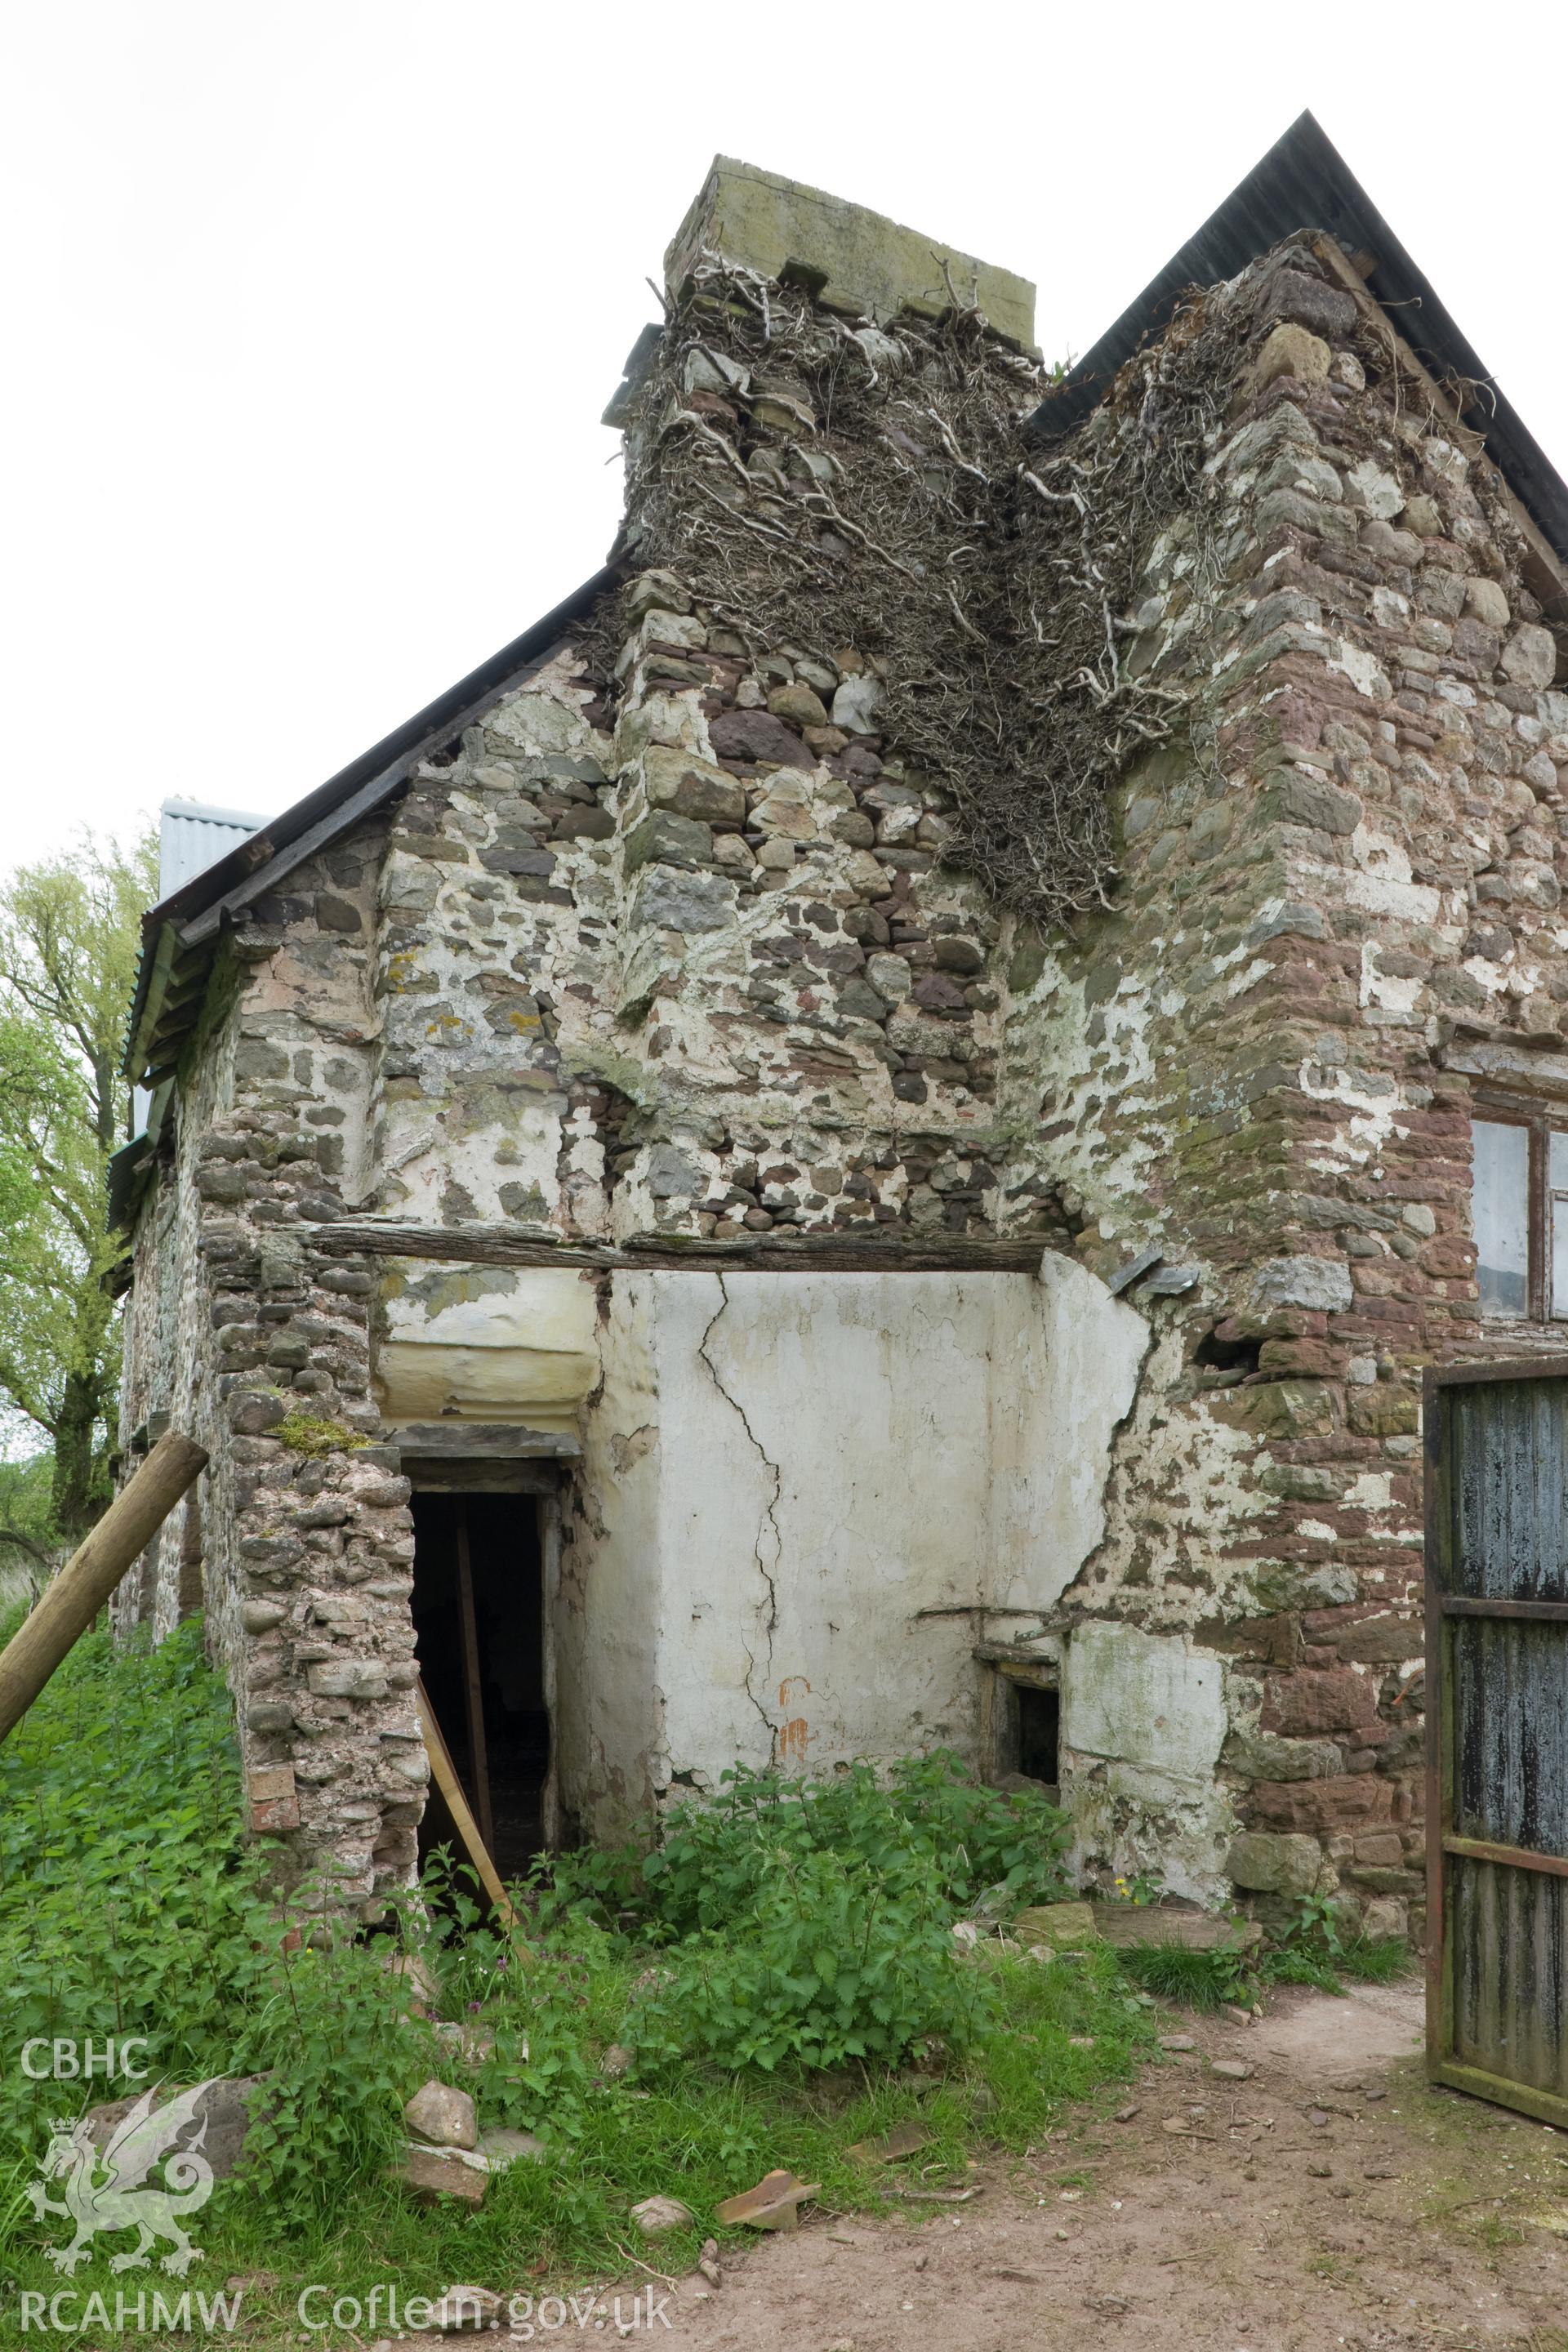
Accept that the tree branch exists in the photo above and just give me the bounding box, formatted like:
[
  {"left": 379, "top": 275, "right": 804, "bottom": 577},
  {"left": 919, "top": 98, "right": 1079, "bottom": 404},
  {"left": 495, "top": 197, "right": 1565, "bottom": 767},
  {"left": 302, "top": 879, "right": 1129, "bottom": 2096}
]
[{"left": 0, "top": 1527, "right": 50, "bottom": 1568}]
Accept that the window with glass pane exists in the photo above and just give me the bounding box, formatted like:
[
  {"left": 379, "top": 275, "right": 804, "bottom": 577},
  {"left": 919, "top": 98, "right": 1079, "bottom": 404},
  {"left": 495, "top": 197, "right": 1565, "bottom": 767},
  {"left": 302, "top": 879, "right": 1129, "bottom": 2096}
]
[
  {"left": 1473, "top": 1119, "right": 1529, "bottom": 1317},
  {"left": 1551, "top": 1131, "right": 1568, "bottom": 1320}
]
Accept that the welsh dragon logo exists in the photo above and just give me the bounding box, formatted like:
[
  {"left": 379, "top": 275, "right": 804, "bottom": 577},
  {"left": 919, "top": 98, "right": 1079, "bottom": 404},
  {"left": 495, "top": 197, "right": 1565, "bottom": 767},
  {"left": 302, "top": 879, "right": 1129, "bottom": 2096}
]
[{"left": 25, "top": 2081, "right": 218, "bottom": 2276}]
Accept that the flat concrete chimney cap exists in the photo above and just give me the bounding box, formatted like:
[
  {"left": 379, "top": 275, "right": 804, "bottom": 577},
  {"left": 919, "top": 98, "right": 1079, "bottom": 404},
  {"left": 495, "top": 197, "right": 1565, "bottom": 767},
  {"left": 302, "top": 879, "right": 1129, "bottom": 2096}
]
[{"left": 663, "top": 157, "right": 1036, "bottom": 351}]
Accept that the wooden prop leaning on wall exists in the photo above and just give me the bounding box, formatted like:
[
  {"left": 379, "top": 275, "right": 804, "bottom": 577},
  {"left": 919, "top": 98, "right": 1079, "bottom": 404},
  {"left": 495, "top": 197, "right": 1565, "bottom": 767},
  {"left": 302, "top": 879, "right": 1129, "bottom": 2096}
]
[
  {"left": 415, "top": 1673, "right": 523, "bottom": 1940},
  {"left": 0, "top": 1431, "right": 208, "bottom": 1744}
]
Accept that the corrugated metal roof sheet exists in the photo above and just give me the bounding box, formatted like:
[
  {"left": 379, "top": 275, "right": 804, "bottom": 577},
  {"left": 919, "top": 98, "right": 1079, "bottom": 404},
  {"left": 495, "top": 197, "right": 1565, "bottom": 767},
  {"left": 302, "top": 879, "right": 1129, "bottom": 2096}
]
[
  {"left": 1030, "top": 110, "right": 1568, "bottom": 571},
  {"left": 125, "top": 800, "right": 272, "bottom": 1147},
  {"left": 157, "top": 799, "right": 270, "bottom": 898}
]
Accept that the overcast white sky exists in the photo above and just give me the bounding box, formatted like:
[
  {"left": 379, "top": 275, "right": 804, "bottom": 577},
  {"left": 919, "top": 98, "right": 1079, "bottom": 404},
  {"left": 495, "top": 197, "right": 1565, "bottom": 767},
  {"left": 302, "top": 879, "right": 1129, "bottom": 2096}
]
[{"left": 3, "top": 2, "right": 1566, "bottom": 881}]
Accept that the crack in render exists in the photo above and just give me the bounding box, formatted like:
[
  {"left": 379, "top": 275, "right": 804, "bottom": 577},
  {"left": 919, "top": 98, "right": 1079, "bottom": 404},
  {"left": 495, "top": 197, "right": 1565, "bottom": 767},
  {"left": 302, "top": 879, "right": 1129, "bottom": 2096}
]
[
  {"left": 697, "top": 1273, "right": 783, "bottom": 1758},
  {"left": 1054, "top": 1308, "right": 1160, "bottom": 1616}
]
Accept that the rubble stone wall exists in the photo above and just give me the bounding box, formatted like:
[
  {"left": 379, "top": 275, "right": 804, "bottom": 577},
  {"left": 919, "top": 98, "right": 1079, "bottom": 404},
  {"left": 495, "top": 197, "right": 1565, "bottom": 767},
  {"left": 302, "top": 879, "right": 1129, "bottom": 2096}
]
[
  {"left": 118, "top": 826, "right": 439, "bottom": 1913},
  {"left": 1013, "top": 247, "right": 1567, "bottom": 1932}
]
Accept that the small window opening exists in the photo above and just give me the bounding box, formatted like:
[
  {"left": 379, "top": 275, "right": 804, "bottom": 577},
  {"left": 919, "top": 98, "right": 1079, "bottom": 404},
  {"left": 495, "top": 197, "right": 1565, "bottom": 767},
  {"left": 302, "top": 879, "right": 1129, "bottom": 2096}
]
[
  {"left": 1193, "top": 1326, "right": 1262, "bottom": 1376},
  {"left": 1474, "top": 1116, "right": 1530, "bottom": 1316},
  {"left": 1015, "top": 1684, "right": 1060, "bottom": 1792},
  {"left": 410, "top": 1493, "right": 547, "bottom": 1886},
  {"left": 1471, "top": 1105, "right": 1568, "bottom": 1324}
]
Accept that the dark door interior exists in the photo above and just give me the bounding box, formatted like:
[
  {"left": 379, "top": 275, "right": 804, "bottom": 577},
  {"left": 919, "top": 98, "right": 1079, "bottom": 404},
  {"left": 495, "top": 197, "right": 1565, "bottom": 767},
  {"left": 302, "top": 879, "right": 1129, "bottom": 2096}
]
[
  {"left": 410, "top": 1490, "right": 548, "bottom": 1884},
  {"left": 1017, "top": 1684, "right": 1060, "bottom": 1793}
]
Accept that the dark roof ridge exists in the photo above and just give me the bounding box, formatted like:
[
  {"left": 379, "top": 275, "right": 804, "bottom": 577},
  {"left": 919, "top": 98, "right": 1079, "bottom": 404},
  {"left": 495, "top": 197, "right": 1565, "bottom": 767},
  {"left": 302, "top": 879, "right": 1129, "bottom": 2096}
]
[{"left": 1029, "top": 110, "right": 1568, "bottom": 576}]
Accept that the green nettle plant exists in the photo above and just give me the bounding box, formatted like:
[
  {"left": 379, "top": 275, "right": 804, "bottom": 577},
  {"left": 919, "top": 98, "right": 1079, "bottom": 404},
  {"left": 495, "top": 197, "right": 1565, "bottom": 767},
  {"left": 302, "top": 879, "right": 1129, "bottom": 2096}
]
[
  {"left": 626, "top": 1842, "right": 979, "bottom": 2073},
  {"left": 538, "top": 1755, "right": 1071, "bottom": 2074},
  {"left": 0, "top": 1597, "right": 1410, "bottom": 2305},
  {"left": 0, "top": 1610, "right": 427, "bottom": 2210},
  {"left": 0, "top": 1607, "right": 248, "bottom": 2109},
  {"left": 0, "top": 1616, "right": 1161, "bottom": 2307},
  {"left": 225, "top": 1930, "right": 425, "bottom": 2204},
  {"left": 544, "top": 1754, "right": 1069, "bottom": 1937}
]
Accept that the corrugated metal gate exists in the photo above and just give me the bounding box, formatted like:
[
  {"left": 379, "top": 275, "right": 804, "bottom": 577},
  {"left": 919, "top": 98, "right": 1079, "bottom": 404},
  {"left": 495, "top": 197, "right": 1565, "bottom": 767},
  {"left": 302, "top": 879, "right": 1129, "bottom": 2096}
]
[{"left": 1426, "top": 1360, "right": 1568, "bottom": 2125}]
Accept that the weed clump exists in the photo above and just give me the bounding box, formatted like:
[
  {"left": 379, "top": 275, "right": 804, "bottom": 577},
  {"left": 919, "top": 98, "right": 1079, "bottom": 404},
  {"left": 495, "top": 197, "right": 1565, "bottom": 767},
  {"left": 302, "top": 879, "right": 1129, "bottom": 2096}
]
[
  {"left": 1110, "top": 1891, "right": 1412, "bottom": 2012},
  {"left": 1117, "top": 1937, "right": 1253, "bottom": 2012},
  {"left": 540, "top": 1756, "right": 1070, "bottom": 2072},
  {"left": 273, "top": 1409, "right": 369, "bottom": 1457},
  {"left": 0, "top": 1634, "right": 1152, "bottom": 2306},
  {"left": 0, "top": 1611, "right": 416, "bottom": 2209}
]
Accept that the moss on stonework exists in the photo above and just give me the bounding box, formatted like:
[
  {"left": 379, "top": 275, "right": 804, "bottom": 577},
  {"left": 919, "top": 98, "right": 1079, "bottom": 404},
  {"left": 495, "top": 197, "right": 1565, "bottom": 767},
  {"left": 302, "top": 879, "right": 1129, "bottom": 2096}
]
[{"left": 273, "top": 1411, "right": 370, "bottom": 1458}]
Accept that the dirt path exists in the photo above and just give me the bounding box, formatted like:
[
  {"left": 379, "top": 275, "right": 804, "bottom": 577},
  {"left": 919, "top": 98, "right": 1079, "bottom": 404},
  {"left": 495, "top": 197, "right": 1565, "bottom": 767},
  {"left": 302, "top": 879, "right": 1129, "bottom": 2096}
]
[{"left": 644, "top": 1983, "right": 1568, "bottom": 2350}]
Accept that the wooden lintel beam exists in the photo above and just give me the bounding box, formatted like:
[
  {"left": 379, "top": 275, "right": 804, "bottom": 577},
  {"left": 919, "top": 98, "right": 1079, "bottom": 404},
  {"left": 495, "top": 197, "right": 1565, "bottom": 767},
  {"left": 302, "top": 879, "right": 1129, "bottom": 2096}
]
[
  {"left": 392, "top": 1422, "right": 580, "bottom": 1460},
  {"left": 312, "top": 1219, "right": 1049, "bottom": 1276}
]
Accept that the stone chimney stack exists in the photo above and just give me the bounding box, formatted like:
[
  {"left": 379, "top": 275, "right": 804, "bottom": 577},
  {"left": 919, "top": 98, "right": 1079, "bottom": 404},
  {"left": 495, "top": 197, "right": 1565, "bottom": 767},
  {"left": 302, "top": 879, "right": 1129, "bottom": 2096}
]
[{"left": 662, "top": 157, "right": 1036, "bottom": 349}]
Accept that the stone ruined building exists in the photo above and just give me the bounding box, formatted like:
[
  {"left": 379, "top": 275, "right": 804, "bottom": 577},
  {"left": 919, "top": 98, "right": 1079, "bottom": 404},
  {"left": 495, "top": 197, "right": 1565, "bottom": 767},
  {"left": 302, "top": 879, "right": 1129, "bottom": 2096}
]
[{"left": 112, "top": 113, "right": 1568, "bottom": 1938}]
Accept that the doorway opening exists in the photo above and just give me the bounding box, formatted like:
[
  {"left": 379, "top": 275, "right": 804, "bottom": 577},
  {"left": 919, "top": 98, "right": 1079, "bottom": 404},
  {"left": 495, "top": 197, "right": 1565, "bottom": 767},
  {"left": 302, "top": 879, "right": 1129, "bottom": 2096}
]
[
  {"left": 987, "top": 1663, "right": 1060, "bottom": 1801},
  {"left": 1016, "top": 1683, "right": 1060, "bottom": 1793},
  {"left": 409, "top": 1491, "right": 549, "bottom": 1884}
]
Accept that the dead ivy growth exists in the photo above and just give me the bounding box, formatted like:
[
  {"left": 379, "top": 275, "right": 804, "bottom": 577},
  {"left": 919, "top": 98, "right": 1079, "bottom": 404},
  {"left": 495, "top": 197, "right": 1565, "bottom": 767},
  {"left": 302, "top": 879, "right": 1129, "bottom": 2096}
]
[{"left": 611, "top": 257, "right": 1246, "bottom": 929}]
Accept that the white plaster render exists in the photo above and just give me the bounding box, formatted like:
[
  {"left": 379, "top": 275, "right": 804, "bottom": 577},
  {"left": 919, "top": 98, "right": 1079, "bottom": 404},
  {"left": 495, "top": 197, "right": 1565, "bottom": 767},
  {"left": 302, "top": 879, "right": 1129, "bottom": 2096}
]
[
  {"left": 1060, "top": 1618, "right": 1234, "bottom": 1903},
  {"left": 1062, "top": 1619, "right": 1227, "bottom": 1785},
  {"left": 375, "top": 1263, "right": 602, "bottom": 1429},
  {"left": 559, "top": 1266, "right": 1146, "bottom": 1824},
  {"left": 988, "top": 1256, "right": 1147, "bottom": 1615}
]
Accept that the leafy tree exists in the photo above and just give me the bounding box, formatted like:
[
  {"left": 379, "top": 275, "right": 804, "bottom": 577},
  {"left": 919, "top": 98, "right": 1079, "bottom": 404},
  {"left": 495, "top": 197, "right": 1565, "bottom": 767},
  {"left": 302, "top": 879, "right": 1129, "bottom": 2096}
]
[
  {"left": 0, "top": 1451, "right": 55, "bottom": 1593},
  {"left": 0, "top": 832, "right": 156, "bottom": 1539}
]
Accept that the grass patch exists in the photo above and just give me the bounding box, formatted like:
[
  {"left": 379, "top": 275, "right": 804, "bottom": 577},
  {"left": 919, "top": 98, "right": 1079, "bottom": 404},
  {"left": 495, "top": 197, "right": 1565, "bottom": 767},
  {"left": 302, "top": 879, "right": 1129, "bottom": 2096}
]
[
  {"left": 0, "top": 1943, "right": 1150, "bottom": 2335},
  {"left": 1339, "top": 1932, "right": 1414, "bottom": 1983},
  {"left": 1107, "top": 1895, "right": 1414, "bottom": 2011},
  {"left": 1256, "top": 1927, "right": 1412, "bottom": 1999},
  {"left": 0, "top": 1606, "right": 250, "bottom": 2119},
  {"left": 0, "top": 1628, "right": 1153, "bottom": 2336},
  {"left": 1116, "top": 1938, "right": 1251, "bottom": 2011}
]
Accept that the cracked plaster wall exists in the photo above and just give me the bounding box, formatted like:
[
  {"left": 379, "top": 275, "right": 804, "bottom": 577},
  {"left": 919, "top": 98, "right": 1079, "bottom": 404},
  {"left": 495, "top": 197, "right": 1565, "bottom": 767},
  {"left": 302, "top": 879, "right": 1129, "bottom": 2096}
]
[{"left": 558, "top": 1265, "right": 1144, "bottom": 1834}]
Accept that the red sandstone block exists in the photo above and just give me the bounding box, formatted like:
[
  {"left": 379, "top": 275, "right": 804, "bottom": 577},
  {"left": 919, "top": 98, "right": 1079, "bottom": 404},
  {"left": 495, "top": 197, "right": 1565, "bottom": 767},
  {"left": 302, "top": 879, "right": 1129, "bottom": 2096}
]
[
  {"left": 1349, "top": 1264, "right": 1405, "bottom": 1298},
  {"left": 251, "top": 1794, "right": 301, "bottom": 1833},
  {"left": 1263, "top": 1667, "right": 1379, "bottom": 1735},
  {"left": 1333, "top": 1615, "right": 1423, "bottom": 1663},
  {"left": 1258, "top": 1338, "right": 1343, "bottom": 1377},
  {"left": 1252, "top": 1775, "right": 1395, "bottom": 1831}
]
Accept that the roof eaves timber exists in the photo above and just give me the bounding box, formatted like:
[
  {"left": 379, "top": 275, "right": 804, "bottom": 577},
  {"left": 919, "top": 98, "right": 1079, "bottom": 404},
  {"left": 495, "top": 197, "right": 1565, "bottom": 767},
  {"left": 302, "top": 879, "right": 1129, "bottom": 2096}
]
[
  {"left": 123, "top": 560, "right": 622, "bottom": 1088},
  {"left": 1029, "top": 110, "right": 1568, "bottom": 586}
]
